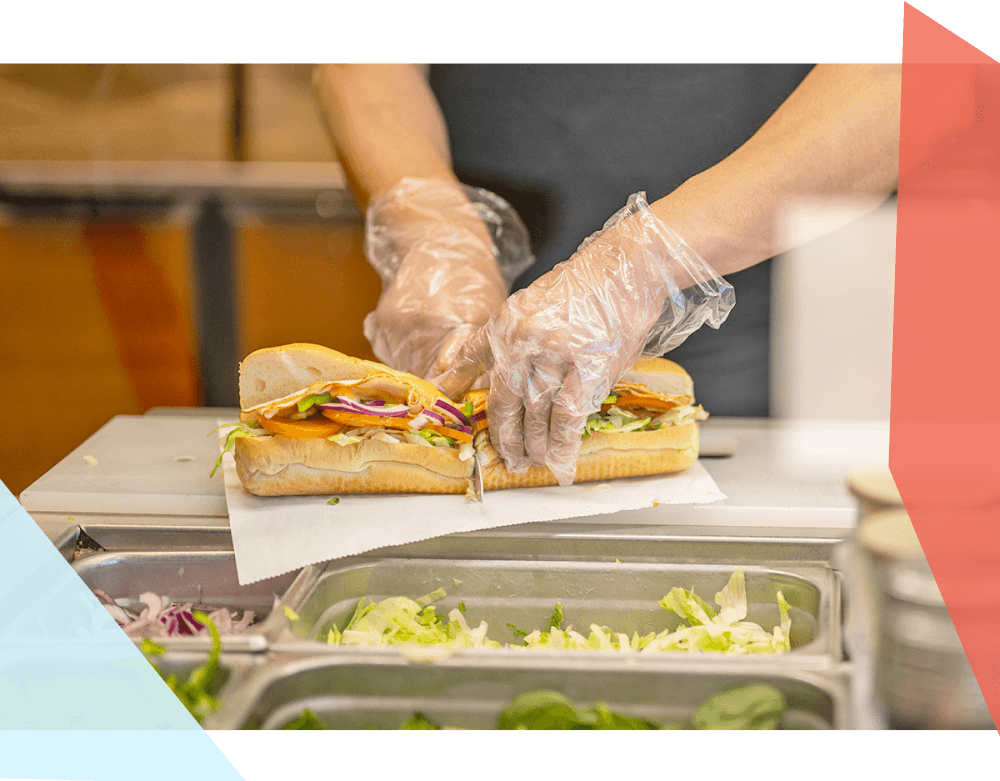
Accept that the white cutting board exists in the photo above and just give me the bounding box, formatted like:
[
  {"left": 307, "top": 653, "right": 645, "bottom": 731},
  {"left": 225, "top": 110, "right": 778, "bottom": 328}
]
[{"left": 19, "top": 415, "right": 228, "bottom": 517}]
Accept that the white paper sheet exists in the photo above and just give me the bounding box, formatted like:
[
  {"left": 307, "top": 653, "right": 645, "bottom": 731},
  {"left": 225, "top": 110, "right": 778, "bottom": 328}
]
[{"left": 221, "top": 444, "right": 725, "bottom": 585}]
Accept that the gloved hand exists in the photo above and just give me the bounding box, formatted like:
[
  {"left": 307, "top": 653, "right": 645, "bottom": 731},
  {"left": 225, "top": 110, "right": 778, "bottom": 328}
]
[
  {"left": 363, "top": 177, "right": 533, "bottom": 379},
  {"left": 435, "top": 192, "right": 735, "bottom": 486}
]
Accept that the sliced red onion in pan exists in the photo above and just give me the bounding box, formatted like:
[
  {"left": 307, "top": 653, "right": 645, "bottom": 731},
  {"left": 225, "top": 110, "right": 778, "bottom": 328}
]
[
  {"left": 101, "top": 602, "right": 133, "bottom": 626},
  {"left": 93, "top": 588, "right": 116, "bottom": 606},
  {"left": 122, "top": 617, "right": 158, "bottom": 637},
  {"left": 102, "top": 589, "right": 256, "bottom": 638},
  {"left": 207, "top": 607, "right": 233, "bottom": 634},
  {"left": 233, "top": 610, "right": 255, "bottom": 633},
  {"left": 139, "top": 591, "right": 162, "bottom": 620},
  {"left": 433, "top": 399, "right": 470, "bottom": 426}
]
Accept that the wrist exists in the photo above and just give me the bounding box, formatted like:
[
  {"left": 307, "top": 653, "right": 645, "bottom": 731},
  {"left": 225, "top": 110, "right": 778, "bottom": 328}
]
[
  {"left": 366, "top": 177, "right": 534, "bottom": 291},
  {"left": 603, "top": 193, "right": 735, "bottom": 356}
]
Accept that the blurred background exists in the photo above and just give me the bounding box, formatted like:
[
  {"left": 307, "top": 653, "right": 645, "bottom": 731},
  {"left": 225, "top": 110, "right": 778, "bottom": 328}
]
[
  {"left": 0, "top": 64, "right": 897, "bottom": 498},
  {"left": 0, "top": 65, "right": 383, "bottom": 496}
]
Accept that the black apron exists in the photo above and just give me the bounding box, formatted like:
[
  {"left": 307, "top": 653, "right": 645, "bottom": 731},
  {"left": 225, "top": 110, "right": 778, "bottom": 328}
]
[{"left": 429, "top": 64, "right": 815, "bottom": 417}]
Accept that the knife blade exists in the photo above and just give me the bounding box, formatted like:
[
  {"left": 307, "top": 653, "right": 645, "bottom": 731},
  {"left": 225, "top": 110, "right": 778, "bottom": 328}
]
[{"left": 471, "top": 452, "right": 484, "bottom": 502}]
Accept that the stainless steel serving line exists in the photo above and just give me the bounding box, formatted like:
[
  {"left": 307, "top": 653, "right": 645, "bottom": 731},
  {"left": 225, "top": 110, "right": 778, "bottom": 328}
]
[{"left": 21, "top": 409, "right": 895, "bottom": 729}]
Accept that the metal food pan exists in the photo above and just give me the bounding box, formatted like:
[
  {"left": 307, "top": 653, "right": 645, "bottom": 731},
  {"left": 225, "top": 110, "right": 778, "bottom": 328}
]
[
  {"left": 275, "top": 547, "right": 841, "bottom": 665},
  {"left": 73, "top": 551, "right": 306, "bottom": 653},
  {"left": 148, "top": 651, "right": 265, "bottom": 720},
  {"left": 206, "top": 654, "right": 851, "bottom": 730},
  {"left": 55, "top": 525, "right": 235, "bottom": 563},
  {"left": 55, "top": 525, "right": 844, "bottom": 565},
  {"left": 356, "top": 529, "right": 846, "bottom": 568}
]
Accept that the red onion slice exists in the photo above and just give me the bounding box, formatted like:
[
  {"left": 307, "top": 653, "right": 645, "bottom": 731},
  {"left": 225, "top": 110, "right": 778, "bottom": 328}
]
[
  {"left": 471, "top": 410, "right": 487, "bottom": 423},
  {"left": 445, "top": 423, "right": 472, "bottom": 435},
  {"left": 420, "top": 408, "right": 448, "bottom": 426},
  {"left": 138, "top": 592, "right": 163, "bottom": 621},
  {"left": 176, "top": 610, "right": 201, "bottom": 635},
  {"left": 103, "top": 590, "right": 256, "bottom": 638},
  {"left": 233, "top": 610, "right": 255, "bottom": 633},
  {"left": 101, "top": 602, "right": 132, "bottom": 626},
  {"left": 93, "top": 588, "right": 116, "bottom": 605},
  {"left": 318, "top": 397, "right": 411, "bottom": 417},
  {"left": 207, "top": 608, "right": 234, "bottom": 635},
  {"left": 434, "top": 399, "right": 470, "bottom": 426},
  {"left": 362, "top": 404, "right": 410, "bottom": 416},
  {"left": 122, "top": 617, "right": 159, "bottom": 637}
]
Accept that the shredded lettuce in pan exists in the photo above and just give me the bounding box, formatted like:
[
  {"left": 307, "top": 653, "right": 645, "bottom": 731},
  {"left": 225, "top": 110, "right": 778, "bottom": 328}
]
[
  {"left": 519, "top": 569, "right": 792, "bottom": 654},
  {"left": 330, "top": 589, "right": 501, "bottom": 650},
  {"left": 323, "top": 570, "right": 791, "bottom": 655}
]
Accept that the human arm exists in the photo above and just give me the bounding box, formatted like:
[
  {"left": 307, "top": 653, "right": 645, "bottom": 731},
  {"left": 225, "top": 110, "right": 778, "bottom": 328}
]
[
  {"left": 436, "top": 63, "right": 977, "bottom": 484},
  {"left": 650, "top": 63, "right": 976, "bottom": 279},
  {"left": 311, "top": 65, "right": 528, "bottom": 378}
]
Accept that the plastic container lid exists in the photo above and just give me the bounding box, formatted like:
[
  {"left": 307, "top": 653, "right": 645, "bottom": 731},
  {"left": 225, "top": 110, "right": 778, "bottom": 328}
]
[
  {"left": 857, "top": 509, "right": 924, "bottom": 561},
  {"left": 848, "top": 466, "right": 903, "bottom": 507}
]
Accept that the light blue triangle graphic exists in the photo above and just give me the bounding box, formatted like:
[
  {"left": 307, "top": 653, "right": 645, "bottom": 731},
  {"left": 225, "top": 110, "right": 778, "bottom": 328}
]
[{"left": 0, "top": 481, "right": 244, "bottom": 780}]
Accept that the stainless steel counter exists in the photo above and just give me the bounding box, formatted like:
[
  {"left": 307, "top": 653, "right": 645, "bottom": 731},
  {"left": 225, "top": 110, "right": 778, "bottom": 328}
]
[{"left": 20, "top": 407, "right": 893, "bottom": 729}]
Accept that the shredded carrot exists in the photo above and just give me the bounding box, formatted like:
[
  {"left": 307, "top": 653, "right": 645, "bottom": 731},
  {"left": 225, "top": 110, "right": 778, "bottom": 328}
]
[{"left": 603, "top": 395, "right": 678, "bottom": 413}]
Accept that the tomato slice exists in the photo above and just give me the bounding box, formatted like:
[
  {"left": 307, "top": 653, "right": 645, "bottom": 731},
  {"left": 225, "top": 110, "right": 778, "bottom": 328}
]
[
  {"left": 258, "top": 415, "right": 343, "bottom": 438},
  {"left": 602, "top": 395, "right": 678, "bottom": 413},
  {"left": 320, "top": 409, "right": 416, "bottom": 430}
]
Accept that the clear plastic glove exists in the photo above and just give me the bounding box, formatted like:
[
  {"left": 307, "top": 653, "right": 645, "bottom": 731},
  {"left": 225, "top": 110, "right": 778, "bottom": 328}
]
[
  {"left": 434, "top": 192, "right": 735, "bottom": 486},
  {"left": 363, "top": 177, "right": 534, "bottom": 379}
]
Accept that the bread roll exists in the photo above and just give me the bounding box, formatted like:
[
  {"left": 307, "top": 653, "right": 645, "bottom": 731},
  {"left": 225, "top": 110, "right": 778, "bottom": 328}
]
[
  {"left": 233, "top": 343, "right": 473, "bottom": 496},
  {"left": 470, "top": 357, "right": 703, "bottom": 490}
]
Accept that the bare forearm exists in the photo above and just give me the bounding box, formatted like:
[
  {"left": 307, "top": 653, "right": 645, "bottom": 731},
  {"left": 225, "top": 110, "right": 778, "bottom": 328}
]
[
  {"left": 312, "top": 63, "right": 495, "bottom": 250},
  {"left": 650, "top": 64, "right": 907, "bottom": 276},
  {"left": 312, "top": 64, "right": 456, "bottom": 208}
]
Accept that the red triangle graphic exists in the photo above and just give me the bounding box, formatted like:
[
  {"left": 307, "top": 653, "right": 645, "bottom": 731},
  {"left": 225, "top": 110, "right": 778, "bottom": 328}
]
[{"left": 893, "top": 3, "right": 1000, "bottom": 731}]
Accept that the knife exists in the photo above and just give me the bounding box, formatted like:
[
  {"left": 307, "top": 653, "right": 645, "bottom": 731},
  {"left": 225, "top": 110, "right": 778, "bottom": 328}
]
[{"left": 471, "top": 452, "right": 484, "bottom": 502}]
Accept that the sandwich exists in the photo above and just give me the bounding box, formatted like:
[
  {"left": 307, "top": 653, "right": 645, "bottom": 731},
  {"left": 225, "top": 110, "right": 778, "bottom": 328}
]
[
  {"left": 467, "top": 358, "right": 708, "bottom": 490},
  {"left": 230, "top": 344, "right": 477, "bottom": 496},
  {"left": 226, "top": 344, "right": 706, "bottom": 497}
]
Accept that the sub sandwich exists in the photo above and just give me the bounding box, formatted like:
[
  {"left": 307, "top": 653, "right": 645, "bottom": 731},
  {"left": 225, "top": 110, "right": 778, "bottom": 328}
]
[
  {"left": 466, "top": 357, "right": 708, "bottom": 490},
  {"left": 231, "top": 344, "right": 477, "bottom": 496},
  {"left": 226, "top": 344, "right": 706, "bottom": 497}
]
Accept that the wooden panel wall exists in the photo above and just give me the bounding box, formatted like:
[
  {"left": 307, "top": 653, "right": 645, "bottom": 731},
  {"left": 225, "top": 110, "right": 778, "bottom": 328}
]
[
  {"left": 0, "top": 210, "right": 382, "bottom": 497},
  {"left": 0, "top": 64, "right": 333, "bottom": 163},
  {"left": 0, "top": 213, "right": 200, "bottom": 496},
  {"left": 0, "top": 65, "right": 385, "bottom": 497}
]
